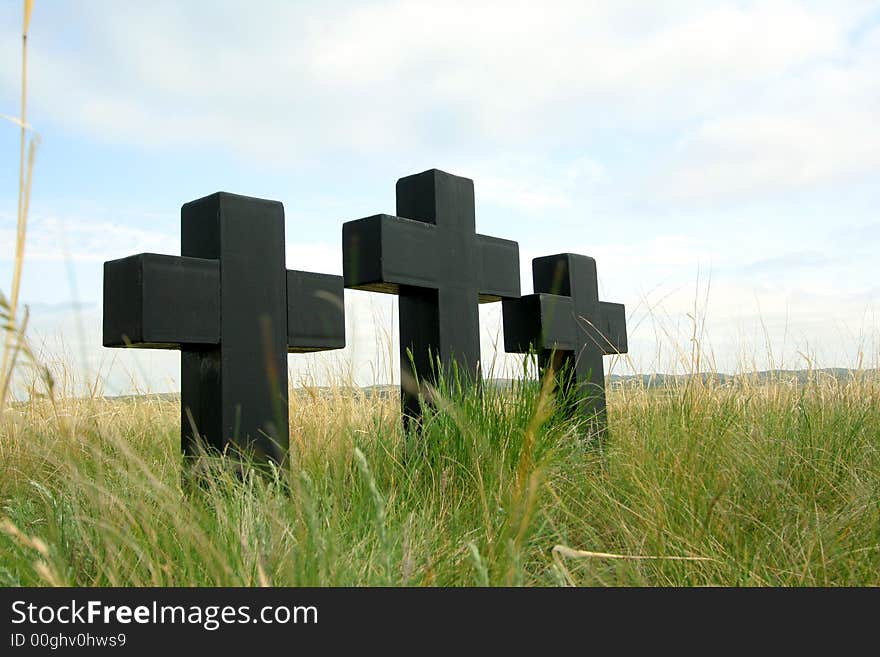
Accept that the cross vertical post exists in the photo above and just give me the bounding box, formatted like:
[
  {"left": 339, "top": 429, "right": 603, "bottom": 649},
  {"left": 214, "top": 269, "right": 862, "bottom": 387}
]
[{"left": 180, "top": 193, "right": 289, "bottom": 464}]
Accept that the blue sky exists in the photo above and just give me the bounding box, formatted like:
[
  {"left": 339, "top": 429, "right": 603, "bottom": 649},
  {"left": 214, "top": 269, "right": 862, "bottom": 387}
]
[{"left": 1, "top": 1, "right": 879, "bottom": 393}]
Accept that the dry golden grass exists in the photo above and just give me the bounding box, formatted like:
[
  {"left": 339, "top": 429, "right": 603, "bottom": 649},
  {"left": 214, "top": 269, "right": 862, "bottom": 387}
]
[
  {"left": 1, "top": 0, "right": 39, "bottom": 415},
  {"left": 1, "top": 368, "right": 879, "bottom": 586}
]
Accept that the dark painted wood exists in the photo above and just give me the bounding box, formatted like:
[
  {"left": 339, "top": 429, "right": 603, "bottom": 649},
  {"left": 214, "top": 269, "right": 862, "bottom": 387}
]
[
  {"left": 342, "top": 169, "right": 520, "bottom": 423},
  {"left": 502, "top": 253, "right": 627, "bottom": 433},
  {"left": 103, "top": 192, "right": 345, "bottom": 466}
]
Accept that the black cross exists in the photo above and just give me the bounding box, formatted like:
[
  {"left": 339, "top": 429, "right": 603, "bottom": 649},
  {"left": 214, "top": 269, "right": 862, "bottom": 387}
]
[
  {"left": 502, "top": 253, "right": 627, "bottom": 432},
  {"left": 103, "top": 192, "right": 345, "bottom": 465},
  {"left": 342, "top": 169, "right": 520, "bottom": 421}
]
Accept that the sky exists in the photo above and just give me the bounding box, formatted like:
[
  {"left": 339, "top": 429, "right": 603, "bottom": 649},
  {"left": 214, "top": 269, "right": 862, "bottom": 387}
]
[{"left": 1, "top": 0, "right": 879, "bottom": 394}]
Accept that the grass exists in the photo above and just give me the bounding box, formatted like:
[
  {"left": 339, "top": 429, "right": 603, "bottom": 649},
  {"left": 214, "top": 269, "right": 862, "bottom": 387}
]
[
  {"left": 1, "top": 366, "right": 878, "bottom": 586},
  {"left": 2, "top": 0, "right": 38, "bottom": 416}
]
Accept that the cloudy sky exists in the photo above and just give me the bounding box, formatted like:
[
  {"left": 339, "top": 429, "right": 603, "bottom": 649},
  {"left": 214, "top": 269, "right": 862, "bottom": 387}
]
[{"left": 1, "top": 1, "right": 879, "bottom": 394}]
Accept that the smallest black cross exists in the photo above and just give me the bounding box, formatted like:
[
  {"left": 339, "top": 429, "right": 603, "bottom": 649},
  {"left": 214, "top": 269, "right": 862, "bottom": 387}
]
[{"left": 502, "top": 253, "right": 627, "bottom": 432}]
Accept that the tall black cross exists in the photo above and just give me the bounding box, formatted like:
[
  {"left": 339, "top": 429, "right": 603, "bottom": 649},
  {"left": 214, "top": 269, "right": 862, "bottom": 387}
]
[
  {"left": 342, "top": 169, "right": 520, "bottom": 421},
  {"left": 103, "top": 192, "right": 345, "bottom": 466},
  {"left": 502, "top": 253, "right": 627, "bottom": 432}
]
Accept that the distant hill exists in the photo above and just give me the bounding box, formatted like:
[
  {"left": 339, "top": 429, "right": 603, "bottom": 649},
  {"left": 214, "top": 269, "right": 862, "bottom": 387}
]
[
  {"left": 97, "top": 368, "right": 875, "bottom": 402},
  {"left": 607, "top": 368, "right": 875, "bottom": 387}
]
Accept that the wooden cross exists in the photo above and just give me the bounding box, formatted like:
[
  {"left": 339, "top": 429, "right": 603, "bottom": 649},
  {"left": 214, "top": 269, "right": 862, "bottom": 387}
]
[
  {"left": 502, "top": 253, "right": 627, "bottom": 432},
  {"left": 342, "top": 169, "right": 520, "bottom": 421},
  {"left": 103, "top": 192, "right": 345, "bottom": 466}
]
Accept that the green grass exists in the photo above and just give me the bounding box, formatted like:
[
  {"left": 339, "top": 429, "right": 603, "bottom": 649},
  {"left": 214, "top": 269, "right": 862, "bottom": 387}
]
[{"left": 1, "top": 371, "right": 879, "bottom": 586}]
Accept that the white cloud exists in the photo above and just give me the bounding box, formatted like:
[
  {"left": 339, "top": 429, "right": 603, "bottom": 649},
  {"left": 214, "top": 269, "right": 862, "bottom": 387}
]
[
  {"left": 2, "top": 1, "right": 873, "bottom": 167},
  {"left": 657, "top": 18, "right": 880, "bottom": 201},
  {"left": 0, "top": 213, "right": 176, "bottom": 263},
  {"left": 462, "top": 154, "right": 606, "bottom": 212}
]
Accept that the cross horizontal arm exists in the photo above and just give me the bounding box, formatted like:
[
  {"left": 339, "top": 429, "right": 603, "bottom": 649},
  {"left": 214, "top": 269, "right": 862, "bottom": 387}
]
[
  {"left": 476, "top": 235, "right": 520, "bottom": 301},
  {"left": 597, "top": 301, "right": 628, "bottom": 355},
  {"left": 103, "top": 253, "right": 219, "bottom": 348},
  {"left": 502, "top": 293, "right": 576, "bottom": 353},
  {"left": 343, "top": 214, "right": 439, "bottom": 293},
  {"left": 287, "top": 270, "right": 346, "bottom": 352}
]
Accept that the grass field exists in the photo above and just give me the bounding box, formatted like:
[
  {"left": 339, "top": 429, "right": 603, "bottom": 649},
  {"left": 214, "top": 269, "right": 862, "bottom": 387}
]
[{"left": 2, "top": 368, "right": 878, "bottom": 587}]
